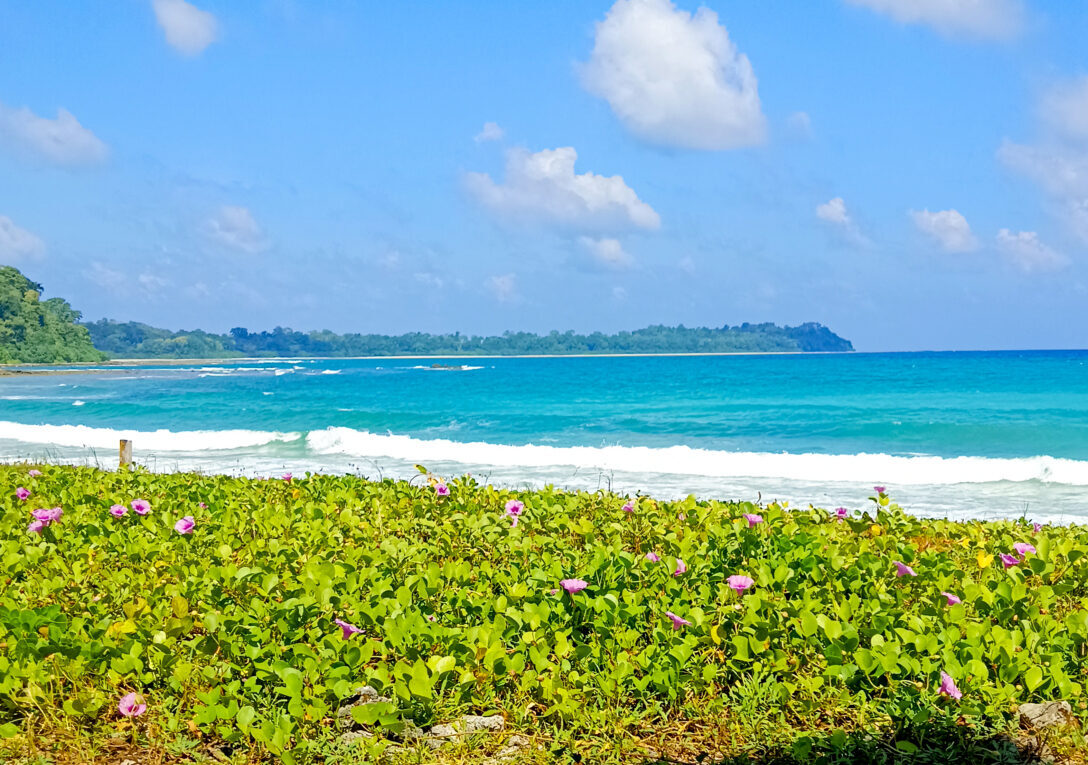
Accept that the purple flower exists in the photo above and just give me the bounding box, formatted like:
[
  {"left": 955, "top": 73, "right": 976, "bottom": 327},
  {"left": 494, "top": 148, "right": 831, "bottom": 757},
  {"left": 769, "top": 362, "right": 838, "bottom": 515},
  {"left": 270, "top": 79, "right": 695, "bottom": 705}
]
[
  {"left": 941, "top": 592, "right": 961, "bottom": 606},
  {"left": 1000, "top": 553, "right": 1020, "bottom": 569},
  {"left": 727, "top": 575, "right": 754, "bottom": 594},
  {"left": 834, "top": 507, "right": 849, "bottom": 520},
  {"left": 1013, "top": 542, "right": 1036, "bottom": 557},
  {"left": 743, "top": 513, "right": 763, "bottom": 528},
  {"left": 874, "top": 486, "right": 886, "bottom": 494},
  {"left": 435, "top": 483, "right": 450, "bottom": 496},
  {"left": 1032, "top": 522, "right": 1043, "bottom": 534},
  {"left": 549, "top": 588, "right": 558, "bottom": 595},
  {"left": 673, "top": 558, "right": 687, "bottom": 577},
  {"left": 118, "top": 692, "right": 147, "bottom": 717},
  {"left": 130, "top": 499, "right": 150, "bottom": 515},
  {"left": 198, "top": 502, "right": 207, "bottom": 509},
  {"left": 33, "top": 507, "right": 62, "bottom": 524},
  {"left": 893, "top": 561, "right": 917, "bottom": 578},
  {"left": 504, "top": 499, "right": 524, "bottom": 517},
  {"left": 559, "top": 578, "right": 588, "bottom": 594},
  {"left": 334, "top": 619, "right": 363, "bottom": 640},
  {"left": 27, "top": 519, "right": 46, "bottom": 535},
  {"left": 938, "top": 671, "right": 962, "bottom": 700},
  {"left": 15, "top": 487, "right": 30, "bottom": 501},
  {"left": 174, "top": 516, "right": 195, "bottom": 535},
  {"left": 645, "top": 552, "right": 660, "bottom": 563},
  {"left": 665, "top": 610, "right": 692, "bottom": 630},
  {"left": 283, "top": 473, "right": 293, "bottom": 482},
  {"left": 109, "top": 504, "right": 127, "bottom": 517},
  {"left": 622, "top": 500, "right": 635, "bottom": 513},
  {"left": 27, "top": 469, "right": 42, "bottom": 477}
]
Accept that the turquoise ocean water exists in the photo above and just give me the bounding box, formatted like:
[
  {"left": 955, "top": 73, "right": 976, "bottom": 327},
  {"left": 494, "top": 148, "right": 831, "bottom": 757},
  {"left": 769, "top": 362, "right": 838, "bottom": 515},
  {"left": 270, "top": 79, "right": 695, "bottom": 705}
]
[{"left": 1, "top": 351, "right": 1086, "bottom": 522}]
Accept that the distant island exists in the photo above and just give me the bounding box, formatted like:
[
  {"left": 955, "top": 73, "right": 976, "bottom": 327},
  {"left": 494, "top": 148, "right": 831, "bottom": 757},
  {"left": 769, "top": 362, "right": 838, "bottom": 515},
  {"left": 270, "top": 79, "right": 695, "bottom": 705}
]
[{"left": 0, "top": 266, "right": 853, "bottom": 362}]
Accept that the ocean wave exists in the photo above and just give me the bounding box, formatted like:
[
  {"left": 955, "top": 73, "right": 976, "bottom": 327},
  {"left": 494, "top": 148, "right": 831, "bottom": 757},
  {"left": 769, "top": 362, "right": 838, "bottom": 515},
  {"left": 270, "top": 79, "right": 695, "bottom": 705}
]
[
  {"left": 305, "top": 427, "right": 1088, "bottom": 487},
  {"left": 2, "top": 421, "right": 1087, "bottom": 487},
  {"left": 0, "top": 422, "right": 301, "bottom": 451}
]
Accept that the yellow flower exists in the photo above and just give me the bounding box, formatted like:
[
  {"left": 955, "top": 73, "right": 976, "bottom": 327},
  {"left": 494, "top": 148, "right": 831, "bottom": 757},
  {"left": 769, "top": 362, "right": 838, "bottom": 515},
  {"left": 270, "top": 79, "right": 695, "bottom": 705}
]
[{"left": 977, "top": 552, "right": 994, "bottom": 569}]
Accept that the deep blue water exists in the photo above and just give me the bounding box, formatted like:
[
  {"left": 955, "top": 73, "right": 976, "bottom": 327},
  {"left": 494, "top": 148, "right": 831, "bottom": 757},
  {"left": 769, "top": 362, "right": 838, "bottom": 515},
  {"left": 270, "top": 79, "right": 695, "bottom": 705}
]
[{"left": 1, "top": 351, "right": 1086, "bottom": 521}]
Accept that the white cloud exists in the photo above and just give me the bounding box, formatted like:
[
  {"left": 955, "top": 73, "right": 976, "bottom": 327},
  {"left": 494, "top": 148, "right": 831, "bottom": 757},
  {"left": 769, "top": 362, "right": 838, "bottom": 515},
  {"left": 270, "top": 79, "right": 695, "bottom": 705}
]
[
  {"left": 84, "top": 262, "right": 128, "bottom": 292},
  {"left": 579, "top": 236, "right": 634, "bottom": 269},
  {"left": 152, "top": 0, "right": 219, "bottom": 56},
  {"left": 910, "top": 208, "right": 979, "bottom": 252},
  {"left": 466, "top": 146, "right": 660, "bottom": 232},
  {"left": 816, "top": 197, "right": 869, "bottom": 246},
  {"left": 205, "top": 205, "right": 267, "bottom": 253},
  {"left": 816, "top": 197, "right": 850, "bottom": 225},
  {"left": 0, "top": 103, "right": 108, "bottom": 166},
  {"left": 580, "top": 0, "right": 765, "bottom": 150},
  {"left": 786, "top": 111, "right": 812, "bottom": 138},
  {"left": 0, "top": 215, "right": 45, "bottom": 262},
  {"left": 1068, "top": 199, "right": 1088, "bottom": 244},
  {"left": 998, "top": 140, "right": 1088, "bottom": 199},
  {"left": 844, "top": 0, "right": 1022, "bottom": 40},
  {"left": 485, "top": 273, "right": 517, "bottom": 302},
  {"left": 1040, "top": 77, "right": 1088, "bottom": 141},
  {"left": 996, "top": 229, "right": 1068, "bottom": 273},
  {"left": 474, "top": 122, "right": 504, "bottom": 143},
  {"left": 85, "top": 261, "right": 172, "bottom": 296}
]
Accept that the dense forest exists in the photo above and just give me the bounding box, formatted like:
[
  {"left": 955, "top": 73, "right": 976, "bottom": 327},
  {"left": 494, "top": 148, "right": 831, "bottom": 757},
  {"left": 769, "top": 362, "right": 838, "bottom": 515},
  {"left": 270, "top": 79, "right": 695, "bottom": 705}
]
[
  {"left": 0, "top": 267, "right": 105, "bottom": 363},
  {"left": 83, "top": 319, "right": 853, "bottom": 358}
]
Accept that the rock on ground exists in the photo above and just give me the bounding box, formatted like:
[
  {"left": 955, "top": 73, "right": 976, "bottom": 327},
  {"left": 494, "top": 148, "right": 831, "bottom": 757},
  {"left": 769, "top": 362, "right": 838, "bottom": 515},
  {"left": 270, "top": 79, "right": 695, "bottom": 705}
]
[{"left": 1019, "top": 701, "right": 1074, "bottom": 730}]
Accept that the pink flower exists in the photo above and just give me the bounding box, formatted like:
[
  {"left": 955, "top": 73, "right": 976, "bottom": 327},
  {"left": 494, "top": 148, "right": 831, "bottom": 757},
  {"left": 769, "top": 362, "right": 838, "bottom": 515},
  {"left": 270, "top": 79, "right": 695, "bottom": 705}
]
[
  {"left": 334, "top": 619, "right": 363, "bottom": 640},
  {"left": 559, "top": 578, "right": 588, "bottom": 594},
  {"left": 834, "top": 507, "right": 849, "bottom": 520},
  {"left": 504, "top": 499, "right": 524, "bottom": 517},
  {"left": 665, "top": 611, "right": 692, "bottom": 630},
  {"left": 938, "top": 671, "right": 962, "bottom": 700},
  {"left": 174, "top": 516, "right": 195, "bottom": 535},
  {"left": 282, "top": 473, "right": 293, "bottom": 482},
  {"left": 549, "top": 588, "right": 558, "bottom": 595},
  {"left": 32, "top": 507, "right": 62, "bottom": 524},
  {"left": 743, "top": 513, "right": 763, "bottom": 528},
  {"left": 645, "top": 552, "right": 660, "bottom": 563},
  {"left": 941, "top": 592, "right": 961, "bottom": 606},
  {"left": 509, "top": 516, "right": 519, "bottom": 528},
  {"left": 198, "top": 502, "right": 207, "bottom": 509},
  {"left": 893, "top": 561, "right": 917, "bottom": 578},
  {"left": 1000, "top": 553, "right": 1020, "bottom": 569},
  {"left": 622, "top": 500, "right": 635, "bottom": 513},
  {"left": 109, "top": 504, "right": 127, "bottom": 517},
  {"left": 1032, "top": 522, "right": 1043, "bottom": 534},
  {"left": 874, "top": 486, "right": 886, "bottom": 494},
  {"left": 15, "top": 487, "right": 29, "bottom": 501},
  {"left": 130, "top": 499, "right": 150, "bottom": 515},
  {"left": 673, "top": 559, "right": 687, "bottom": 577},
  {"left": 435, "top": 483, "right": 450, "bottom": 496},
  {"left": 118, "top": 692, "right": 147, "bottom": 717},
  {"left": 1013, "top": 542, "right": 1036, "bottom": 557},
  {"left": 27, "top": 519, "right": 46, "bottom": 534},
  {"left": 727, "top": 575, "right": 754, "bottom": 594},
  {"left": 27, "top": 469, "right": 42, "bottom": 477}
]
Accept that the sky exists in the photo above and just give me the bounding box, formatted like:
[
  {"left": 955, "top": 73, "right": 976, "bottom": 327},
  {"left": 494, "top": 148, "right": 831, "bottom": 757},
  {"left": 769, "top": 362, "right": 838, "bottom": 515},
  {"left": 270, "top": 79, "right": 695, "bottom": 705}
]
[{"left": 1, "top": 0, "right": 1087, "bottom": 351}]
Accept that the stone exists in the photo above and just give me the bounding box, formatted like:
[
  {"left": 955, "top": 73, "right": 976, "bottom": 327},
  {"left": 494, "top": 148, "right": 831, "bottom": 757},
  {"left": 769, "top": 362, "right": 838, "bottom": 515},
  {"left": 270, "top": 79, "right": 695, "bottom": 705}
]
[
  {"left": 463, "top": 714, "right": 505, "bottom": 732},
  {"left": 1019, "top": 701, "right": 1073, "bottom": 730},
  {"left": 429, "top": 722, "right": 462, "bottom": 739},
  {"left": 335, "top": 685, "right": 392, "bottom": 729},
  {"left": 484, "top": 734, "right": 533, "bottom": 764},
  {"left": 338, "top": 730, "right": 374, "bottom": 746}
]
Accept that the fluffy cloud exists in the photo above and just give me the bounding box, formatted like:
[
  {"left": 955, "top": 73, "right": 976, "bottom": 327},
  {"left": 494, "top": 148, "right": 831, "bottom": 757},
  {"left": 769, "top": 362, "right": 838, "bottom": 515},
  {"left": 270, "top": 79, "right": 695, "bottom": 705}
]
[
  {"left": 474, "top": 122, "right": 504, "bottom": 143},
  {"left": 485, "top": 273, "right": 517, "bottom": 302},
  {"left": 0, "top": 215, "right": 45, "bottom": 262},
  {"left": 998, "top": 140, "right": 1088, "bottom": 199},
  {"left": 466, "top": 146, "right": 660, "bottom": 232},
  {"left": 910, "top": 208, "right": 979, "bottom": 252},
  {"left": 844, "top": 0, "right": 1022, "bottom": 40},
  {"left": 84, "top": 262, "right": 170, "bottom": 296},
  {"left": 205, "top": 206, "right": 267, "bottom": 253},
  {"left": 816, "top": 197, "right": 869, "bottom": 246},
  {"left": 580, "top": 0, "right": 765, "bottom": 150},
  {"left": 579, "top": 236, "right": 633, "bottom": 269},
  {"left": 1040, "top": 77, "right": 1088, "bottom": 141},
  {"left": 996, "top": 229, "right": 1068, "bottom": 273},
  {"left": 152, "top": 0, "right": 219, "bottom": 56},
  {"left": 0, "top": 103, "right": 107, "bottom": 166}
]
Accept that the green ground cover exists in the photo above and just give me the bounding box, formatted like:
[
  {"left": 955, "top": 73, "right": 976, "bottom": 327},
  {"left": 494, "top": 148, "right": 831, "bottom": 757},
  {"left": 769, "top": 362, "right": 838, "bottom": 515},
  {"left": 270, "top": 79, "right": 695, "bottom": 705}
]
[{"left": 0, "top": 465, "right": 1085, "bottom": 763}]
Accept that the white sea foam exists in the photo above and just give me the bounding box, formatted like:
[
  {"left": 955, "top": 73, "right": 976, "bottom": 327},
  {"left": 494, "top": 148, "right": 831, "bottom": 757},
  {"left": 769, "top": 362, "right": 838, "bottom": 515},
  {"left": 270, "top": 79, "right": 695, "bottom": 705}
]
[
  {"left": 0, "top": 421, "right": 301, "bottom": 451},
  {"left": 2, "top": 421, "right": 1087, "bottom": 488}
]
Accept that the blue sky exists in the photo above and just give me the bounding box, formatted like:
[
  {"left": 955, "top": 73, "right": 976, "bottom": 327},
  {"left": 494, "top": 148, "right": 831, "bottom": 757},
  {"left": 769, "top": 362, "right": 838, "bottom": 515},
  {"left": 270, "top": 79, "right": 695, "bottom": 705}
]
[{"left": 1, "top": 0, "right": 1086, "bottom": 351}]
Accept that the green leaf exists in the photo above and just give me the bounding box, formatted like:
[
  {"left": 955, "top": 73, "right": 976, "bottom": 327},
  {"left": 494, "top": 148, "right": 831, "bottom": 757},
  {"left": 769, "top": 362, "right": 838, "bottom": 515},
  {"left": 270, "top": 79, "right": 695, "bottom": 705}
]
[{"left": 1024, "top": 665, "right": 1044, "bottom": 692}]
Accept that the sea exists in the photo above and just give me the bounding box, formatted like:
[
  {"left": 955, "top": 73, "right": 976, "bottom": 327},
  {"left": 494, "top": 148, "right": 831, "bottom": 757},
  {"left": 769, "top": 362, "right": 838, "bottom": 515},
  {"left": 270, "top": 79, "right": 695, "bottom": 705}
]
[{"left": 1, "top": 351, "right": 1086, "bottom": 523}]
